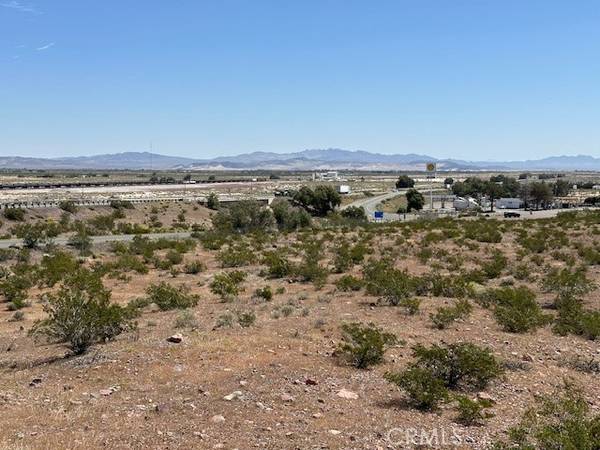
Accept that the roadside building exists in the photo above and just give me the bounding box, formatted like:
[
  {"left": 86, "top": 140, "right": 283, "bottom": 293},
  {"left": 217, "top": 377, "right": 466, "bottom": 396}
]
[{"left": 495, "top": 198, "right": 524, "bottom": 209}]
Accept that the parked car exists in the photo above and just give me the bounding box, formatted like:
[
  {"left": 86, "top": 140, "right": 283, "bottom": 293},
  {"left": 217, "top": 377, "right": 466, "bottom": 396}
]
[{"left": 504, "top": 212, "right": 521, "bottom": 218}]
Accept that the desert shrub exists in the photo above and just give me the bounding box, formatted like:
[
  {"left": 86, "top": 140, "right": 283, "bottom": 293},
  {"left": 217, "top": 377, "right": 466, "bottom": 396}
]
[
  {"left": 430, "top": 299, "right": 473, "bottom": 329},
  {"left": 518, "top": 230, "right": 547, "bottom": 253},
  {"left": 412, "top": 342, "right": 501, "bottom": 390},
  {"left": 110, "top": 199, "right": 134, "bottom": 210},
  {"left": 38, "top": 250, "right": 79, "bottom": 287},
  {"left": 3, "top": 207, "right": 25, "bottom": 221},
  {"left": 512, "top": 262, "right": 532, "bottom": 281},
  {"left": 271, "top": 198, "right": 312, "bottom": 231},
  {"left": 215, "top": 312, "right": 234, "bottom": 328},
  {"left": 173, "top": 310, "right": 199, "bottom": 330},
  {"left": 67, "top": 226, "right": 92, "bottom": 255},
  {"left": 183, "top": 260, "right": 206, "bottom": 274},
  {"left": 87, "top": 214, "right": 115, "bottom": 233},
  {"left": 217, "top": 242, "right": 254, "bottom": 268},
  {"left": 110, "top": 254, "right": 149, "bottom": 274},
  {"left": 262, "top": 250, "right": 293, "bottom": 278},
  {"left": 205, "top": 192, "right": 220, "bottom": 210},
  {"left": 165, "top": 249, "right": 184, "bottom": 265},
  {"left": 455, "top": 396, "right": 494, "bottom": 426},
  {"left": 210, "top": 271, "right": 247, "bottom": 300},
  {"left": 385, "top": 367, "right": 449, "bottom": 410},
  {"left": 212, "top": 200, "right": 275, "bottom": 234},
  {"left": 542, "top": 267, "right": 594, "bottom": 307},
  {"left": 337, "top": 322, "right": 398, "bottom": 369},
  {"left": 197, "top": 230, "right": 229, "bottom": 250},
  {"left": 236, "top": 310, "right": 256, "bottom": 327},
  {"left": 253, "top": 285, "right": 273, "bottom": 301},
  {"left": 491, "top": 381, "right": 600, "bottom": 449},
  {"left": 340, "top": 206, "right": 367, "bottom": 222},
  {"left": 416, "top": 272, "right": 472, "bottom": 298},
  {"left": 0, "top": 272, "right": 32, "bottom": 310},
  {"left": 59, "top": 200, "right": 78, "bottom": 213},
  {"left": 296, "top": 258, "right": 328, "bottom": 288},
  {"left": 146, "top": 282, "right": 199, "bottom": 310},
  {"left": 490, "top": 286, "right": 551, "bottom": 333},
  {"left": 399, "top": 297, "right": 421, "bottom": 315},
  {"left": 482, "top": 251, "right": 507, "bottom": 279},
  {"left": 463, "top": 220, "right": 502, "bottom": 243},
  {"left": 13, "top": 221, "right": 61, "bottom": 248},
  {"left": 30, "top": 269, "right": 132, "bottom": 354},
  {"left": 335, "top": 274, "right": 363, "bottom": 292}
]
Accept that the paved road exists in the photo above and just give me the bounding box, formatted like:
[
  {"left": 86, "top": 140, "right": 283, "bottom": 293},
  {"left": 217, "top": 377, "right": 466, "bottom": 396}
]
[
  {"left": 342, "top": 188, "right": 448, "bottom": 221},
  {"left": 0, "top": 231, "right": 193, "bottom": 249}
]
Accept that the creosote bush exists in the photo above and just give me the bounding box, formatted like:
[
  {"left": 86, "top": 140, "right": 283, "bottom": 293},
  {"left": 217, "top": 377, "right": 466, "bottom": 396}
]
[
  {"left": 210, "top": 270, "right": 247, "bottom": 301},
  {"left": 491, "top": 381, "right": 600, "bottom": 449},
  {"left": 490, "top": 286, "right": 551, "bottom": 333},
  {"left": 386, "top": 342, "right": 501, "bottom": 410},
  {"left": 430, "top": 299, "right": 473, "bottom": 329},
  {"left": 337, "top": 322, "right": 398, "bottom": 369},
  {"left": 145, "top": 282, "right": 199, "bottom": 310},
  {"left": 30, "top": 269, "right": 133, "bottom": 355}
]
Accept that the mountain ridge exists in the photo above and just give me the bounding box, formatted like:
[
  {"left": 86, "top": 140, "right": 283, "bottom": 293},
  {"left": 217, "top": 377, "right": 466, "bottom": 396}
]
[{"left": 0, "top": 150, "right": 599, "bottom": 170}]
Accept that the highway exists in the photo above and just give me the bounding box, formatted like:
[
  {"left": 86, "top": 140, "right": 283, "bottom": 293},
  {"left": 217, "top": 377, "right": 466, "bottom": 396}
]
[
  {"left": 0, "top": 231, "right": 193, "bottom": 249},
  {"left": 341, "top": 187, "right": 448, "bottom": 221}
]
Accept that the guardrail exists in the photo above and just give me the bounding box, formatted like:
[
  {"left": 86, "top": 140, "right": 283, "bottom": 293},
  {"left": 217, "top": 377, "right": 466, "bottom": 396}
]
[{"left": 0, "top": 195, "right": 274, "bottom": 210}]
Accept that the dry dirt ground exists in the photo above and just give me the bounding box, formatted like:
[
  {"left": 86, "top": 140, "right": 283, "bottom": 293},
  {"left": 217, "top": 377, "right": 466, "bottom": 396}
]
[
  {"left": 0, "top": 212, "right": 599, "bottom": 449},
  {"left": 0, "top": 203, "right": 212, "bottom": 237}
]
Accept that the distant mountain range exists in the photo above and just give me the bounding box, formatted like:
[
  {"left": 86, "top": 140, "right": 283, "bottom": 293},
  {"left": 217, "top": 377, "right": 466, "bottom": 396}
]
[{"left": 1, "top": 150, "right": 600, "bottom": 171}]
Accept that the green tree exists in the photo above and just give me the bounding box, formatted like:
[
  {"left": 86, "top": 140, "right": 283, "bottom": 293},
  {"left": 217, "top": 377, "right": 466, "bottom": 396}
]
[
  {"left": 292, "top": 185, "right": 341, "bottom": 216},
  {"left": 406, "top": 189, "right": 425, "bottom": 212},
  {"left": 395, "top": 175, "right": 415, "bottom": 189}
]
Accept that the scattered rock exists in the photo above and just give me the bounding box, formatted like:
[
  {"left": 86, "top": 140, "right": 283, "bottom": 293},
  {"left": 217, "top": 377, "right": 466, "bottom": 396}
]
[
  {"left": 329, "top": 429, "right": 342, "bottom": 435},
  {"left": 167, "top": 334, "right": 183, "bottom": 343},
  {"left": 336, "top": 389, "right": 358, "bottom": 400},
  {"left": 305, "top": 378, "right": 318, "bottom": 386},
  {"left": 281, "top": 393, "right": 295, "bottom": 402},
  {"left": 223, "top": 391, "right": 243, "bottom": 401},
  {"left": 210, "top": 415, "right": 225, "bottom": 423}
]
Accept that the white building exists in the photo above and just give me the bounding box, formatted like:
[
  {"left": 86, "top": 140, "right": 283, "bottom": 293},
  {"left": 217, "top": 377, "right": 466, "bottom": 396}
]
[
  {"left": 495, "top": 198, "right": 524, "bottom": 209},
  {"left": 453, "top": 197, "right": 479, "bottom": 210}
]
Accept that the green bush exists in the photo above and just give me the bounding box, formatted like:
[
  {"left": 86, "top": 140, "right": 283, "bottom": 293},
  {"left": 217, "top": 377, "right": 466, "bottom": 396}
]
[
  {"left": 59, "top": 200, "right": 78, "bottom": 214},
  {"left": 430, "top": 299, "right": 473, "bottom": 329},
  {"left": 183, "top": 260, "right": 206, "bottom": 274},
  {"left": 455, "top": 395, "right": 494, "bottom": 426},
  {"left": 210, "top": 271, "right": 247, "bottom": 300},
  {"left": 412, "top": 342, "right": 502, "bottom": 390},
  {"left": 217, "top": 243, "right": 254, "bottom": 267},
  {"left": 254, "top": 285, "right": 273, "bottom": 301},
  {"left": 146, "top": 282, "right": 199, "bottom": 310},
  {"left": 236, "top": 310, "right": 256, "bottom": 327},
  {"left": 337, "top": 322, "right": 398, "bottom": 369},
  {"left": 490, "top": 286, "right": 551, "bottom": 333},
  {"left": 30, "top": 269, "right": 132, "bottom": 354},
  {"left": 542, "top": 267, "right": 594, "bottom": 307},
  {"left": 3, "top": 207, "right": 25, "bottom": 221},
  {"left": 212, "top": 200, "right": 275, "bottom": 234},
  {"left": 335, "top": 274, "right": 363, "bottom": 292},
  {"left": 491, "top": 381, "right": 600, "bottom": 449},
  {"left": 385, "top": 367, "right": 449, "bottom": 410},
  {"left": 262, "top": 250, "right": 293, "bottom": 278},
  {"left": 39, "top": 250, "right": 79, "bottom": 287}
]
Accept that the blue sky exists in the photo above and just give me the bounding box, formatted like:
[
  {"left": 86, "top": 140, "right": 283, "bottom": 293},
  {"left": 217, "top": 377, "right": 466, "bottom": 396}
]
[{"left": 2, "top": 0, "right": 600, "bottom": 161}]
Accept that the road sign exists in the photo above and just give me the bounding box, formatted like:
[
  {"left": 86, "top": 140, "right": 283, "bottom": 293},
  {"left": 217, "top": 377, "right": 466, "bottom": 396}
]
[
  {"left": 374, "top": 211, "right": 384, "bottom": 220},
  {"left": 426, "top": 162, "right": 436, "bottom": 172}
]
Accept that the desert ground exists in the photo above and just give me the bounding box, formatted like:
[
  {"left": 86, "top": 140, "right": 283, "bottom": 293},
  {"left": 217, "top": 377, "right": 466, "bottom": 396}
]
[{"left": 0, "top": 195, "right": 598, "bottom": 450}]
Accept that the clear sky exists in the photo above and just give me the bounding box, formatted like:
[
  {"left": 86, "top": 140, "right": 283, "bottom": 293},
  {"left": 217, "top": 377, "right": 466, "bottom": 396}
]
[{"left": 2, "top": 0, "right": 600, "bottom": 161}]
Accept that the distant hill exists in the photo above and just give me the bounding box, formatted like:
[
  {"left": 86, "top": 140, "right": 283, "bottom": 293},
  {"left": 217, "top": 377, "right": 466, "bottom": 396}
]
[{"left": 0, "top": 149, "right": 599, "bottom": 171}]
